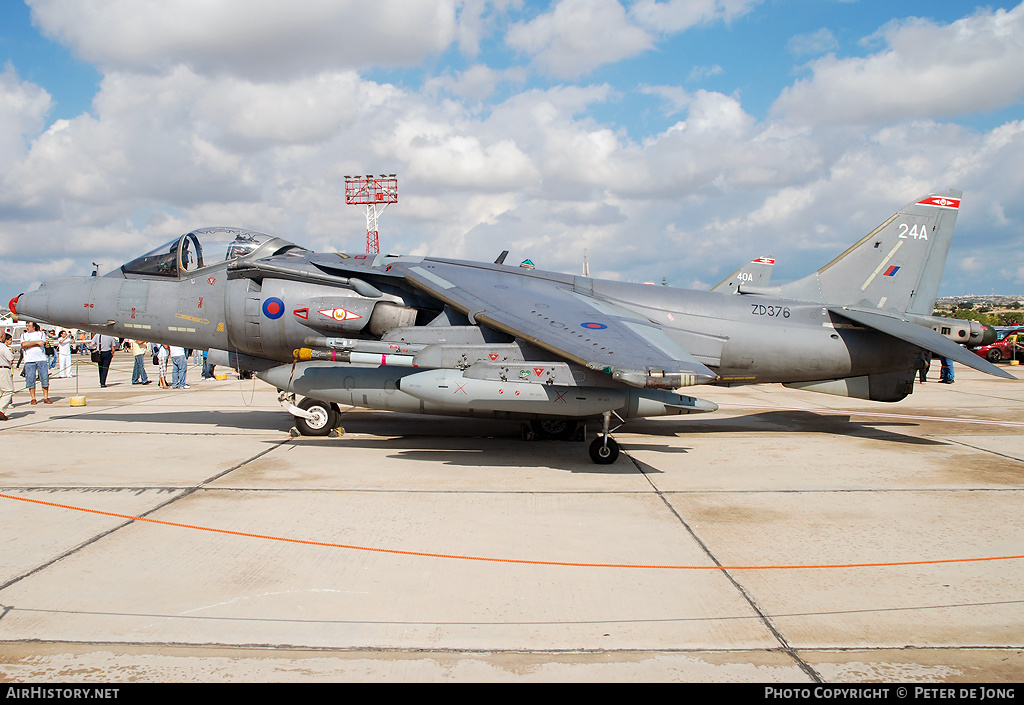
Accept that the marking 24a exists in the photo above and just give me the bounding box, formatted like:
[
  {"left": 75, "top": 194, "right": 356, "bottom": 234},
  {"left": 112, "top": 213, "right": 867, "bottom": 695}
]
[
  {"left": 751, "top": 304, "right": 791, "bottom": 318},
  {"left": 898, "top": 223, "right": 929, "bottom": 240}
]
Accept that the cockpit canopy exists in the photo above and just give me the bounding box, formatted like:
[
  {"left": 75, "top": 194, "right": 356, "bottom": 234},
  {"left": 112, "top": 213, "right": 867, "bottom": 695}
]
[{"left": 121, "top": 227, "right": 303, "bottom": 278}]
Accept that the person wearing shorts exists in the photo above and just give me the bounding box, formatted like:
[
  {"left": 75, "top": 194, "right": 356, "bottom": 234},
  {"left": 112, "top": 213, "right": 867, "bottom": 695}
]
[
  {"left": 157, "top": 343, "right": 171, "bottom": 389},
  {"left": 20, "top": 321, "right": 52, "bottom": 405}
]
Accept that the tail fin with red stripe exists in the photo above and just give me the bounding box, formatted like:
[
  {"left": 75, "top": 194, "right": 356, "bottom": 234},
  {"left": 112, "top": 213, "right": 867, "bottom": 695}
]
[{"left": 775, "top": 190, "right": 962, "bottom": 314}]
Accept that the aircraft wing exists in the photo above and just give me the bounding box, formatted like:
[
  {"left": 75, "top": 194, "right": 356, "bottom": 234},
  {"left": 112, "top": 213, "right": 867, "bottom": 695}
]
[
  {"left": 828, "top": 306, "right": 1018, "bottom": 380},
  {"left": 400, "top": 261, "right": 717, "bottom": 389}
]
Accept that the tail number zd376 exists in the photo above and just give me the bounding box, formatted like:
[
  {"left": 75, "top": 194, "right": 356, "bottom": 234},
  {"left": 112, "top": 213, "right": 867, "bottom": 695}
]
[{"left": 751, "top": 304, "right": 791, "bottom": 318}]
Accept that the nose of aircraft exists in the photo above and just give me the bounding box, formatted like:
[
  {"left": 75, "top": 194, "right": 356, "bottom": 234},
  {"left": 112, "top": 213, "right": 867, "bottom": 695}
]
[
  {"left": 12, "top": 287, "right": 48, "bottom": 324},
  {"left": 12, "top": 276, "right": 97, "bottom": 328}
]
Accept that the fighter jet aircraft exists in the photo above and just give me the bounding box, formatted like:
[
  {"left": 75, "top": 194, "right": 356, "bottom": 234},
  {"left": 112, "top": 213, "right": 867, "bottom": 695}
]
[{"left": 11, "top": 189, "right": 1015, "bottom": 463}]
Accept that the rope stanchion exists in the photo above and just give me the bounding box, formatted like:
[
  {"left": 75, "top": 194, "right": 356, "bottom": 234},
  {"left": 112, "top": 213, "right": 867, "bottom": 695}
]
[
  {"left": 2, "top": 492, "right": 1022, "bottom": 571},
  {"left": 69, "top": 358, "right": 88, "bottom": 406}
]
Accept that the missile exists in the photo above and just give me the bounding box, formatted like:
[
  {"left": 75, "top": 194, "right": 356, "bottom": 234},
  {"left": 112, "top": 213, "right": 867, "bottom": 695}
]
[
  {"left": 302, "top": 336, "right": 425, "bottom": 355},
  {"left": 292, "top": 347, "right": 417, "bottom": 367}
]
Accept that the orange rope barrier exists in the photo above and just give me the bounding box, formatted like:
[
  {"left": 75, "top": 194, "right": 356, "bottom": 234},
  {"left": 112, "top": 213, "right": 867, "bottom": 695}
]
[{"left": 3, "top": 492, "right": 1022, "bottom": 571}]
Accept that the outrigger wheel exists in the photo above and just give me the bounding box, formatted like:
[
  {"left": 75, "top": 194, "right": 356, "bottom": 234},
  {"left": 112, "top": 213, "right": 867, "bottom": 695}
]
[
  {"left": 588, "top": 410, "right": 620, "bottom": 464},
  {"left": 589, "top": 436, "right": 619, "bottom": 464}
]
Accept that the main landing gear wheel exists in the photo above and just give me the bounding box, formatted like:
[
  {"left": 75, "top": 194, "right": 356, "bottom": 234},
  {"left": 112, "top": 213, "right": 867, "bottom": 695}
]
[
  {"left": 530, "top": 419, "right": 579, "bottom": 441},
  {"left": 294, "top": 397, "right": 337, "bottom": 436},
  {"left": 589, "top": 436, "right": 619, "bottom": 464}
]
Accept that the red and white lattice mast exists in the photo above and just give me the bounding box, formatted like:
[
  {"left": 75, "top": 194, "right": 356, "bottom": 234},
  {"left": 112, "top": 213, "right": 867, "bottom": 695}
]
[{"left": 344, "top": 174, "right": 398, "bottom": 254}]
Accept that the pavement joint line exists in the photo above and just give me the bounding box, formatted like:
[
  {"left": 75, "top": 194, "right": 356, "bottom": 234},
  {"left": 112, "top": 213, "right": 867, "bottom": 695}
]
[
  {"left": 0, "top": 440, "right": 292, "bottom": 595},
  {"left": 939, "top": 437, "right": 1024, "bottom": 463},
  {"left": 5, "top": 598, "right": 1022, "bottom": 629},
  {"left": 622, "top": 449, "right": 824, "bottom": 683},
  {"left": 0, "top": 639, "right": 1021, "bottom": 655}
]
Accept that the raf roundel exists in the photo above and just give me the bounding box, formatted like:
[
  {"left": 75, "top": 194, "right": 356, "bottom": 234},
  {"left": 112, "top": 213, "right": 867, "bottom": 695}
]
[
  {"left": 262, "top": 297, "right": 285, "bottom": 319},
  {"left": 581, "top": 322, "right": 607, "bottom": 330}
]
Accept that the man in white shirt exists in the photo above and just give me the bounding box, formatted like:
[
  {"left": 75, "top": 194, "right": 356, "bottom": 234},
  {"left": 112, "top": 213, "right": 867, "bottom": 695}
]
[
  {"left": 0, "top": 332, "right": 14, "bottom": 419},
  {"left": 21, "top": 321, "right": 53, "bottom": 405}
]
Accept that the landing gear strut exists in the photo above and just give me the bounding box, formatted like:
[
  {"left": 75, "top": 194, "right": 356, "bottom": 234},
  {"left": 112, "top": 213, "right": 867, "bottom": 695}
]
[{"left": 588, "top": 410, "right": 621, "bottom": 464}]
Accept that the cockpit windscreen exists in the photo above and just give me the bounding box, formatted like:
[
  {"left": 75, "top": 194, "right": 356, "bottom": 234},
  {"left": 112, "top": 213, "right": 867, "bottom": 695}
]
[{"left": 121, "top": 228, "right": 279, "bottom": 278}]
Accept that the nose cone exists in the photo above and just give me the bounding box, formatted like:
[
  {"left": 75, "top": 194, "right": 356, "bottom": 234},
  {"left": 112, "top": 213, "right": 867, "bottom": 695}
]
[
  {"left": 14, "top": 276, "right": 96, "bottom": 328},
  {"left": 12, "top": 288, "right": 47, "bottom": 322}
]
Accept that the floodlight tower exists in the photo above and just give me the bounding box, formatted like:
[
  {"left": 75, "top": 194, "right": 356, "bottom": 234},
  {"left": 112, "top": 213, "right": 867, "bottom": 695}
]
[{"left": 344, "top": 174, "right": 398, "bottom": 254}]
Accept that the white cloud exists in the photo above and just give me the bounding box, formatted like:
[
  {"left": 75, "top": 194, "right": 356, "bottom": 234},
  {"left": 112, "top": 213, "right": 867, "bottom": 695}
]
[
  {"left": 506, "top": 0, "right": 654, "bottom": 79},
  {"left": 641, "top": 85, "right": 693, "bottom": 116},
  {"left": 773, "top": 4, "right": 1024, "bottom": 126},
  {"left": 424, "top": 65, "right": 529, "bottom": 102},
  {"left": 630, "top": 0, "right": 761, "bottom": 34},
  {"left": 27, "top": 0, "right": 460, "bottom": 78},
  {"left": 194, "top": 70, "right": 396, "bottom": 145},
  {"left": 378, "top": 116, "right": 539, "bottom": 191},
  {"left": 503, "top": 0, "right": 761, "bottom": 80},
  {"left": 787, "top": 28, "right": 838, "bottom": 56},
  {"left": 688, "top": 64, "right": 724, "bottom": 82},
  {"left": 0, "top": 66, "right": 53, "bottom": 174}
]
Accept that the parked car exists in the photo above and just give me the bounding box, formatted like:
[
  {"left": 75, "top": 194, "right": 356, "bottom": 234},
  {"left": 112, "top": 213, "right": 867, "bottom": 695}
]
[{"left": 971, "top": 327, "right": 1024, "bottom": 362}]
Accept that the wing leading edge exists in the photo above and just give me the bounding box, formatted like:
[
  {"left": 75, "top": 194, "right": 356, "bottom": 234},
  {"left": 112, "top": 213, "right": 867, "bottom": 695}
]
[{"left": 401, "top": 261, "right": 717, "bottom": 389}]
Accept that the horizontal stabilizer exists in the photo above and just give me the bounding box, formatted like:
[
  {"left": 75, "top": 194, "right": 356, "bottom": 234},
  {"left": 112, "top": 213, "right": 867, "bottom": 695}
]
[{"left": 827, "top": 306, "right": 1018, "bottom": 380}]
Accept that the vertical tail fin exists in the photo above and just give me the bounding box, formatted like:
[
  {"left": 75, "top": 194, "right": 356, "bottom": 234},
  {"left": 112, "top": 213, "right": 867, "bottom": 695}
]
[
  {"left": 776, "top": 190, "right": 961, "bottom": 314},
  {"left": 711, "top": 257, "right": 775, "bottom": 293}
]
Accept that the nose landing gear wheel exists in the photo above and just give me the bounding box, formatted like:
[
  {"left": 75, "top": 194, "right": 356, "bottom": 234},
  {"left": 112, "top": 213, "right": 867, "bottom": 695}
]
[{"left": 589, "top": 436, "right": 619, "bottom": 464}]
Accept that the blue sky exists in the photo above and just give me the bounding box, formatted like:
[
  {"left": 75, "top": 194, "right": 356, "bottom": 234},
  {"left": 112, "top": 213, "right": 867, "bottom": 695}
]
[
  {"left": 2, "top": 0, "right": 1023, "bottom": 302},
  {"left": 0, "top": 2, "right": 98, "bottom": 119}
]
